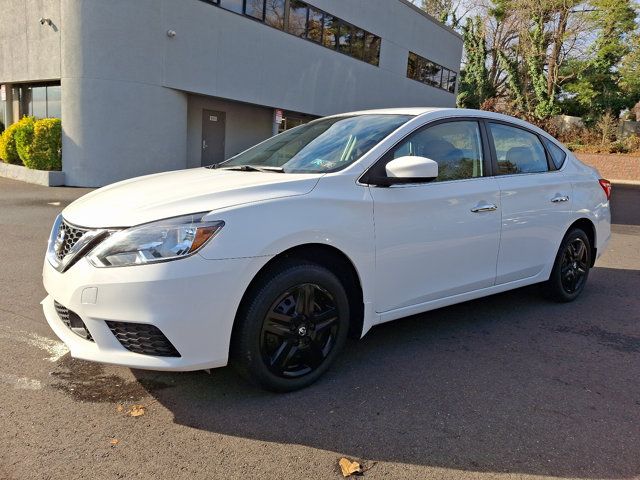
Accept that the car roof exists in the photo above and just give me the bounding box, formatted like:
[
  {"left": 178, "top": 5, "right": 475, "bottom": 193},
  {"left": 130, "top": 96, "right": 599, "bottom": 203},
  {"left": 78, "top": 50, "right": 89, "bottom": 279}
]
[
  {"left": 330, "top": 108, "right": 560, "bottom": 145},
  {"left": 330, "top": 107, "right": 447, "bottom": 117}
]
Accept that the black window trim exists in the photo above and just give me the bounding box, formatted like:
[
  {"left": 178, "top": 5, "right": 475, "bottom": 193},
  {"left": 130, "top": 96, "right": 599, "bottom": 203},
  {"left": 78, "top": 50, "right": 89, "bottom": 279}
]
[
  {"left": 407, "top": 51, "right": 458, "bottom": 94},
  {"left": 483, "top": 119, "right": 560, "bottom": 177},
  {"left": 360, "top": 117, "right": 494, "bottom": 187},
  {"left": 199, "top": 0, "right": 381, "bottom": 67},
  {"left": 541, "top": 136, "right": 568, "bottom": 171}
]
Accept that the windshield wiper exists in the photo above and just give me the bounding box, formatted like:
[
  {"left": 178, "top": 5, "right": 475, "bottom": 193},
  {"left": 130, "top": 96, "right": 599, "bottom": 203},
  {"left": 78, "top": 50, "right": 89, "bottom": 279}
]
[{"left": 217, "top": 165, "right": 285, "bottom": 173}]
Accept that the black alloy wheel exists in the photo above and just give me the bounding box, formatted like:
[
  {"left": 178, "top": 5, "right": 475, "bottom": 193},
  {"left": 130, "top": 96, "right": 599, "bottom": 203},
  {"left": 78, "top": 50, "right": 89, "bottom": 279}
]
[
  {"left": 231, "top": 260, "right": 350, "bottom": 392},
  {"left": 543, "top": 228, "right": 592, "bottom": 302},
  {"left": 559, "top": 238, "right": 589, "bottom": 294},
  {"left": 260, "top": 283, "right": 339, "bottom": 378}
]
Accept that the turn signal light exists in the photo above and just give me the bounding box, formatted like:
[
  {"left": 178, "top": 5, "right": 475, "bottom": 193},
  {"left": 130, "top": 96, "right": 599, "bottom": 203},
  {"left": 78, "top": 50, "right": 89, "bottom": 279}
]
[{"left": 599, "top": 179, "right": 612, "bottom": 201}]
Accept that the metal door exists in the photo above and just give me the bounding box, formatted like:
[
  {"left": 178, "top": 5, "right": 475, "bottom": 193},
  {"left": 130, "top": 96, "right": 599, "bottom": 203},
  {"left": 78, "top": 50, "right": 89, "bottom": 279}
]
[{"left": 201, "top": 110, "right": 226, "bottom": 166}]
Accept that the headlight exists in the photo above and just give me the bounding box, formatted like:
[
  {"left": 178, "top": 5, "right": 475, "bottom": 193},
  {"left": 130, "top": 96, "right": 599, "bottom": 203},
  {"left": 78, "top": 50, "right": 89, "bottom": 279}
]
[{"left": 87, "top": 213, "right": 224, "bottom": 267}]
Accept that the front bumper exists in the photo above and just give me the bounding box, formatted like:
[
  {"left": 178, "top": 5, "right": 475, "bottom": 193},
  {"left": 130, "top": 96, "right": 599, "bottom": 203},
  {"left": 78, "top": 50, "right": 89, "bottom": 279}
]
[{"left": 42, "top": 252, "right": 269, "bottom": 371}]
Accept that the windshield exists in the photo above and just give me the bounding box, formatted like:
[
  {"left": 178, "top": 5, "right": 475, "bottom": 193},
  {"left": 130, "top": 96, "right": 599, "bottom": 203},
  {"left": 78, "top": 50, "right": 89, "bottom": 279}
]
[{"left": 219, "top": 114, "right": 412, "bottom": 173}]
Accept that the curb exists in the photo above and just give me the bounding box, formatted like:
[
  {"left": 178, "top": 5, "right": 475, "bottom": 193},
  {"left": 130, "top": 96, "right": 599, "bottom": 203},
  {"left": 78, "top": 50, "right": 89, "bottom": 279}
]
[
  {"left": 0, "top": 162, "right": 64, "bottom": 186},
  {"left": 609, "top": 179, "right": 640, "bottom": 186}
]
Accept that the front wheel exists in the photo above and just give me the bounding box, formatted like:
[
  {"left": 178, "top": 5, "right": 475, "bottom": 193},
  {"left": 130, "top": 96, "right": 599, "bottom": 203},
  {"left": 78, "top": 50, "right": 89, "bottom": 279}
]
[
  {"left": 231, "top": 260, "right": 350, "bottom": 392},
  {"left": 543, "top": 228, "right": 592, "bottom": 302}
]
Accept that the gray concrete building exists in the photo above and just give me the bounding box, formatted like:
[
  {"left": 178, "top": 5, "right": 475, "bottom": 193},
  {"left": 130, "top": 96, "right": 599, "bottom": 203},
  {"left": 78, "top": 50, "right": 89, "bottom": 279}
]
[{"left": 0, "top": 0, "right": 463, "bottom": 187}]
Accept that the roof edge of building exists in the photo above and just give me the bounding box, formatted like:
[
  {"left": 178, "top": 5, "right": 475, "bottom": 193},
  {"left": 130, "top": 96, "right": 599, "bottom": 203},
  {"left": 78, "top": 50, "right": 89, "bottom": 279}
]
[{"left": 396, "top": 0, "right": 463, "bottom": 41}]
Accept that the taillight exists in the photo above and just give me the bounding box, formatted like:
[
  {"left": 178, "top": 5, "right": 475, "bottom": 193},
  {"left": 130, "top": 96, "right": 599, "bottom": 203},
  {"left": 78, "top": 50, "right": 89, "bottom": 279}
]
[{"left": 599, "top": 179, "right": 612, "bottom": 201}]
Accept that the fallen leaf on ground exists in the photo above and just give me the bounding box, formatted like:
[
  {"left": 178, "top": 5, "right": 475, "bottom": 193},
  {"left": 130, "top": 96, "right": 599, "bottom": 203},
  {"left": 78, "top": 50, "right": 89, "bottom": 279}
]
[
  {"left": 128, "top": 405, "right": 145, "bottom": 417},
  {"left": 116, "top": 404, "right": 124, "bottom": 412},
  {"left": 339, "top": 457, "right": 362, "bottom": 477},
  {"left": 110, "top": 438, "right": 119, "bottom": 446}
]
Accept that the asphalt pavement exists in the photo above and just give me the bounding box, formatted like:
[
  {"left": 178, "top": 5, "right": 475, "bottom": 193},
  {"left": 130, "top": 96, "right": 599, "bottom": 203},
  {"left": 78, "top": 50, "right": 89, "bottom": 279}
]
[{"left": 1, "top": 177, "right": 639, "bottom": 480}]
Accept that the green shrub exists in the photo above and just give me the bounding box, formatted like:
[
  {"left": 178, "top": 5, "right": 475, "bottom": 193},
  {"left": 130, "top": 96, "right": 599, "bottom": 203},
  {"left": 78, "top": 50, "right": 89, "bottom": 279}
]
[
  {"left": 16, "top": 117, "right": 62, "bottom": 170},
  {"left": 29, "top": 118, "right": 62, "bottom": 170},
  {"left": 14, "top": 116, "right": 36, "bottom": 165},
  {"left": 0, "top": 118, "right": 29, "bottom": 164}
]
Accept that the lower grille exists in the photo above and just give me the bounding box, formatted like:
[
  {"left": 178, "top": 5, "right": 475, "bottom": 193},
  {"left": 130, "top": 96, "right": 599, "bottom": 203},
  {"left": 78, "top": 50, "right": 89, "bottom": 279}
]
[
  {"left": 54, "top": 301, "right": 94, "bottom": 342},
  {"left": 106, "top": 321, "right": 181, "bottom": 357}
]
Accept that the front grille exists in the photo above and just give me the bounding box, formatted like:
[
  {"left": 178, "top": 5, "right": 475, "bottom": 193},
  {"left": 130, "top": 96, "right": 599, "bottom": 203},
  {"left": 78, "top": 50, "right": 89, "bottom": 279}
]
[
  {"left": 54, "top": 301, "right": 94, "bottom": 341},
  {"left": 55, "top": 220, "right": 90, "bottom": 261},
  {"left": 106, "top": 321, "right": 181, "bottom": 357}
]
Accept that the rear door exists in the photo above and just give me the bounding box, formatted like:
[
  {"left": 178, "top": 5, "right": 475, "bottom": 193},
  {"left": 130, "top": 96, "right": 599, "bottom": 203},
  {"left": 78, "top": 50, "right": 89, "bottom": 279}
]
[
  {"left": 486, "top": 121, "right": 573, "bottom": 284},
  {"left": 369, "top": 119, "right": 501, "bottom": 313}
]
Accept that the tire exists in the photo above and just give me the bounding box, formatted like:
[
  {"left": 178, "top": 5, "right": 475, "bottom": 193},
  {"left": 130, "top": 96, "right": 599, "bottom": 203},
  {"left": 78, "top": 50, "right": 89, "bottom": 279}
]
[
  {"left": 230, "top": 260, "right": 350, "bottom": 392},
  {"left": 543, "top": 228, "right": 592, "bottom": 302}
]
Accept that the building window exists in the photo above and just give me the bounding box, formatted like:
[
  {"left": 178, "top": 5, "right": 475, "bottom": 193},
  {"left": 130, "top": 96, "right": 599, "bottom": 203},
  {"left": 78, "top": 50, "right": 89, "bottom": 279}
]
[
  {"left": 407, "top": 51, "right": 457, "bottom": 93},
  {"left": 245, "top": 0, "right": 265, "bottom": 20},
  {"left": 219, "top": 0, "right": 243, "bottom": 14},
  {"left": 287, "top": 0, "right": 307, "bottom": 37},
  {"left": 22, "top": 84, "right": 61, "bottom": 119},
  {"left": 307, "top": 6, "right": 323, "bottom": 44},
  {"left": 264, "top": 0, "right": 285, "bottom": 28},
  {"left": 202, "top": 0, "right": 382, "bottom": 66}
]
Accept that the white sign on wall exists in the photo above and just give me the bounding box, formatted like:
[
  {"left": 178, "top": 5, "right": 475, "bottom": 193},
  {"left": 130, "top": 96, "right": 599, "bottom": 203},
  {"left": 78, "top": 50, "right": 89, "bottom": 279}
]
[{"left": 0, "top": 85, "right": 5, "bottom": 102}]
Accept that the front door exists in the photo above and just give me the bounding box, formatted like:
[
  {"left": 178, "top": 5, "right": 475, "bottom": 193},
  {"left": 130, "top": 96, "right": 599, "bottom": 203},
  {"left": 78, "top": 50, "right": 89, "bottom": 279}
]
[
  {"left": 370, "top": 120, "right": 501, "bottom": 313},
  {"left": 201, "top": 110, "right": 226, "bottom": 167}
]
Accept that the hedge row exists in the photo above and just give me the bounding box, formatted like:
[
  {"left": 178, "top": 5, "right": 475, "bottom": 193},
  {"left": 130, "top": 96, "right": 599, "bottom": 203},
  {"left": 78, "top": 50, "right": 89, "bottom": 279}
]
[{"left": 0, "top": 117, "right": 62, "bottom": 171}]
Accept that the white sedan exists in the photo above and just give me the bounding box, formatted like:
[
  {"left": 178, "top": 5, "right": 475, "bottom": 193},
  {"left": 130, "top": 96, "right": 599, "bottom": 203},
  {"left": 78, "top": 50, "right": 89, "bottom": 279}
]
[{"left": 42, "top": 108, "right": 611, "bottom": 391}]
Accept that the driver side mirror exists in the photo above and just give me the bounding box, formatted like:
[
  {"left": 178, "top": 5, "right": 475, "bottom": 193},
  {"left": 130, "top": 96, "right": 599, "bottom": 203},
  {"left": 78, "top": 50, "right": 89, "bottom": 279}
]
[{"left": 383, "top": 156, "right": 438, "bottom": 185}]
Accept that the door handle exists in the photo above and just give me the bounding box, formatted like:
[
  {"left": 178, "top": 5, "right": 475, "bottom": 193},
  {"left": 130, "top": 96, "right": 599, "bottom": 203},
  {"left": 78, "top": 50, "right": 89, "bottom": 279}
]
[
  {"left": 551, "top": 195, "right": 569, "bottom": 203},
  {"left": 471, "top": 203, "right": 498, "bottom": 213},
  {"left": 202, "top": 140, "right": 208, "bottom": 150}
]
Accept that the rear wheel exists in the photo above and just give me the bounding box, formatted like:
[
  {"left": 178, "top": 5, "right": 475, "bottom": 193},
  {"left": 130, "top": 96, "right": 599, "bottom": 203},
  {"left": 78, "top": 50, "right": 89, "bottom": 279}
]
[
  {"left": 543, "top": 228, "right": 592, "bottom": 302},
  {"left": 231, "top": 260, "right": 349, "bottom": 392}
]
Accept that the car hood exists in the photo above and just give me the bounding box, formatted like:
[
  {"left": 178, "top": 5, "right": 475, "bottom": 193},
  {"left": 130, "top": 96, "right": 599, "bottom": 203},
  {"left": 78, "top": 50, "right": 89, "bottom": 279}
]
[{"left": 62, "top": 167, "right": 322, "bottom": 228}]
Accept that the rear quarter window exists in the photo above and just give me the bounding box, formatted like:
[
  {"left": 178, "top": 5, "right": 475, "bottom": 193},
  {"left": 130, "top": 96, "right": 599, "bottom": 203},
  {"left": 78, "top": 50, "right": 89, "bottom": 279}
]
[{"left": 543, "top": 138, "right": 567, "bottom": 169}]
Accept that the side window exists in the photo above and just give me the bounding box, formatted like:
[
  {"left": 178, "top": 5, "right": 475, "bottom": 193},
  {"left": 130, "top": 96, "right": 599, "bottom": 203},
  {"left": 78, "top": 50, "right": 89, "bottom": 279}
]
[
  {"left": 488, "top": 123, "right": 549, "bottom": 175},
  {"left": 391, "top": 121, "right": 484, "bottom": 182},
  {"left": 543, "top": 138, "right": 567, "bottom": 169}
]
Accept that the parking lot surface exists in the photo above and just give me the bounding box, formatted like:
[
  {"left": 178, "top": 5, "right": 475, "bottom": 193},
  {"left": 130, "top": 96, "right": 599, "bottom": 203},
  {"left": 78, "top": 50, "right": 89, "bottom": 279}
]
[{"left": 1, "top": 177, "right": 639, "bottom": 480}]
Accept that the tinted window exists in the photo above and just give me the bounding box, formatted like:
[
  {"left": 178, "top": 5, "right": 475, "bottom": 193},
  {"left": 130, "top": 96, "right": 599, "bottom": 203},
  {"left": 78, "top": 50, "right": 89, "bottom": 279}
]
[
  {"left": 264, "top": 0, "right": 285, "bottom": 28},
  {"left": 423, "top": 61, "right": 442, "bottom": 88},
  {"left": 222, "top": 115, "right": 411, "bottom": 173},
  {"left": 337, "top": 22, "right": 354, "bottom": 55},
  {"left": 307, "top": 7, "right": 323, "bottom": 43},
  {"left": 287, "top": 0, "right": 307, "bottom": 37},
  {"left": 206, "top": 0, "right": 380, "bottom": 66},
  {"left": 392, "top": 121, "right": 484, "bottom": 182},
  {"left": 245, "top": 0, "right": 265, "bottom": 20},
  {"left": 364, "top": 33, "right": 381, "bottom": 66},
  {"left": 219, "top": 0, "right": 243, "bottom": 14},
  {"left": 407, "top": 51, "right": 457, "bottom": 93},
  {"left": 446, "top": 70, "right": 457, "bottom": 93},
  {"left": 489, "top": 123, "right": 548, "bottom": 174},
  {"left": 543, "top": 138, "right": 567, "bottom": 169},
  {"left": 322, "top": 15, "right": 338, "bottom": 48},
  {"left": 350, "top": 29, "right": 366, "bottom": 60}
]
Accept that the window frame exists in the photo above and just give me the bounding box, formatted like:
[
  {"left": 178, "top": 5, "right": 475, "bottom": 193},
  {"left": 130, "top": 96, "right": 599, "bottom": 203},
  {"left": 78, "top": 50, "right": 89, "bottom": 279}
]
[
  {"left": 483, "top": 120, "right": 557, "bottom": 176},
  {"left": 199, "top": 0, "right": 381, "bottom": 66},
  {"left": 541, "top": 136, "right": 567, "bottom": 170},
  {"left": 360, "top": 117, "right": 494, "bottom": 187}
]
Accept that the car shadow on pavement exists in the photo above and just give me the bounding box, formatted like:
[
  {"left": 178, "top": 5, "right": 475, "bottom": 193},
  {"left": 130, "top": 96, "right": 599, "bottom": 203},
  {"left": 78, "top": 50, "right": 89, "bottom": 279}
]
[{"left": 134, "top": 266, "right": 640, "bottom": 479}]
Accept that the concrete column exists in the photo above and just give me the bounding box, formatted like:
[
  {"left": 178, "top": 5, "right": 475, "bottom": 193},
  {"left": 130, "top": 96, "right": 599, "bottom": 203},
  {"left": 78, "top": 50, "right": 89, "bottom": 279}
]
[{"left": 3, "top": 84, "right": 14, "bottom": 125}]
